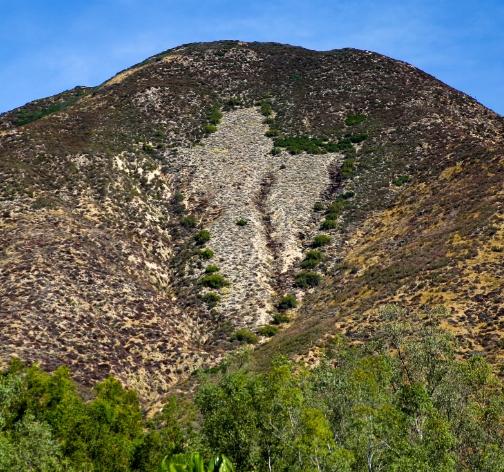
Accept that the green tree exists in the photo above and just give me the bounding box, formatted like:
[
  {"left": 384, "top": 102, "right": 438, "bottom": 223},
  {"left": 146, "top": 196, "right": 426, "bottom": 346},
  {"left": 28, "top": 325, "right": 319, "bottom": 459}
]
[
  {"left": 159, "top": 452, "right": 234, "bottom": 472},
  {"left": 0, "top": 414, "right": 67, "bottom": 472},
  {"left": 196, "top": 359, "right": 353, "bottom": 471}
]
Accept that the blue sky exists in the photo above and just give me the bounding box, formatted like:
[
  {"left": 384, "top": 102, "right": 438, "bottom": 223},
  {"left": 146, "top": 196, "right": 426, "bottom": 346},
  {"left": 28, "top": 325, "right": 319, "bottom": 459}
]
[{"left": 1, "top": 0, "right": 503, "bottom": 114}]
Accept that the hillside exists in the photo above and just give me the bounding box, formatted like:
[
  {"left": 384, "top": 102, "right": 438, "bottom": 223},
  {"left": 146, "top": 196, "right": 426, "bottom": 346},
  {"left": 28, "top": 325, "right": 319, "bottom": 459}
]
[{"left": 0, "top": 40, "right": 503, "bottom": 400}]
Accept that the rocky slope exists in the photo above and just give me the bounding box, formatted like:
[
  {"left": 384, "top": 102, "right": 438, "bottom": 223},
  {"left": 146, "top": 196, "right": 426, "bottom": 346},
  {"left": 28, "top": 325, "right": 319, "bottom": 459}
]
[{"left": 0, "top": 40, "right": 502, "bottom": 399}]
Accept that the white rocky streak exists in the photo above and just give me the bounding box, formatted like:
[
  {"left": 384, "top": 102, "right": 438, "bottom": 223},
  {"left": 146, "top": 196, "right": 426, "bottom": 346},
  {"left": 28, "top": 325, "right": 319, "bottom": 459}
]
[{"left": 174, "top": 108, "right": 341, "bottom": 326}]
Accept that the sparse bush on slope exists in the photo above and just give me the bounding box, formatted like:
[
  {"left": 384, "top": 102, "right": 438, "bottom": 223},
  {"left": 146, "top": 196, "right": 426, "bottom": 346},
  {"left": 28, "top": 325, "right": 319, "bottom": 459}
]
[
  {"left": 199, "top": 273, "right": 229, "bottom": 289},
  {"left": 194, "top": 230, "right": 211, "bottom": 245},
  {"left": 277, "top": 294, "right": 297, "bottom": 311},
  {"left": 295, "top": 271, "right": 322, "bottom": 288}
]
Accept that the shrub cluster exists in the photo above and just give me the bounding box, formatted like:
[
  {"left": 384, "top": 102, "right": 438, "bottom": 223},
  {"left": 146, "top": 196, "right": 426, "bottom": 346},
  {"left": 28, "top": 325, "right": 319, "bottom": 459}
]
[
  {"left": 194, "top": 230, "right": 211, "bottom": 245},
  {"left": 272, "top": 132, "right": 367, "bottom": 155},
  {"left": 273, "top": 136, "right": 337, "bottom": 155},
  {"left": 393, "top": 175, "right": 412, "bottom": 186},
  {"left": 294, "top": 271, "right": 322, "bottom": 288},
  {"left": 265, "top": 128, "right": 279, "bottom": 138},
  {"left": 341, "top": 156, "right": 356, "bottom": 179},
  {"left": 204, "top": 264, "right": 220, "bottom": 274},
  {"left": 259, "top": 99, "right": 273, "bottom": 117},
  {"left": 201, "top": 291, "right": 221, "bottom": 308},
  {"left": 320, "top": 218, "right": 337, "bottom": 230},
  {"left": 345, "top": 113, "right": 366, "bottom": 126},
  {"left": 277, "top": 294, "right": 297, "bottom": 311},
  {"left": 199, "top": 273, "right": 229, "bottom": 289},
  {"left": 257, "top": 325, "right": 279, "bottom": 337},
  {"left": 325, "top": 193, "right": 352, "bottom": 222},
  {"left": 207, "top": 106, "right": 222, "bottom": 125},
  {"left": 204, "top": 105, "right": 223, "bottom": 134},
  {"left": 204, "top": 124, "right": 217, "bottom": 134},
  {"left": 272, "top": 312, "right": 290, "bottom": 324},
  {"left": 172, "top": 191, "right": 185, "bottom": 214},
  {"left": 180, "top": 215, "right": 197, "bottom": 228},
  {"left": 198, "top": 248, "right": 214, "bottom": 260},
  {"left": 223, "top": 97, "right": 242, "bottom": 110},
  {"left": 300, "top": 250, "right": 323, "bottom": 269},
  {"left": 349, "top": 133, "right": 368, "bottom": 143},
  {"left": 232, "top": 328, "right": 258, "bottom": 344},
  {"left": 312, "top": 234, "right": 331, "bottom": 247},
  {"left": 12, "top": 91, "right": 87, "bottom": 126}
]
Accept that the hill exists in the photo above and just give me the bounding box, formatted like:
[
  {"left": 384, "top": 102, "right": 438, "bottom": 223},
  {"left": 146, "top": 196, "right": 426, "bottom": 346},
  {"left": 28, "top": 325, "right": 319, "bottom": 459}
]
[{"left": 0, "top": 40, "right": 502, "bottom": 400}]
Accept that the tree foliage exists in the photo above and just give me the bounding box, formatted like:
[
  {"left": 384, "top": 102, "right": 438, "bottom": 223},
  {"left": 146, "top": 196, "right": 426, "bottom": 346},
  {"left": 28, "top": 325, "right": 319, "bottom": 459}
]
[{"left": 1, "top": 306, "right": 503, "bottom": 471}]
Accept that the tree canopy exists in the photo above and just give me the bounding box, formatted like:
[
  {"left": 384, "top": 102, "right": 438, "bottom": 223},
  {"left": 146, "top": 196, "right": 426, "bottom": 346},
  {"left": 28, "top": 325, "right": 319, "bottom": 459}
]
[{"left": 1, "top": 306, "right": 503, "bottom": 471}]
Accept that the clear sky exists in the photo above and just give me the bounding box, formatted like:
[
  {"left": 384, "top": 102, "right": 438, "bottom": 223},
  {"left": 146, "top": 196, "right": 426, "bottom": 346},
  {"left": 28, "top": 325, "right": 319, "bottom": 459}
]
[{"left": 1, "top": 0, "right": 503, "bottom": 114}]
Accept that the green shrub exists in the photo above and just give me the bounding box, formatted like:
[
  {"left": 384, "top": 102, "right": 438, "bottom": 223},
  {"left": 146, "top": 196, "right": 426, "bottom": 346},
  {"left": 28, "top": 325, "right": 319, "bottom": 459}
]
[
  {"left": 194, "top": 230, "right": 211, "bottom": 245},
  {"left": 181, "top": 215, "right": 197, "bottom": 228},
  {"left": 271, "top": 147, "right": 281, "bottom": 156},
  {"left": 273, "top": 136, "right": 329, "bottom": 155},
  {"left": 232, "top": 328, "right": 258, "bottom": 344},
  {"left": 345, "top": 113, "right": 366, "bottom": 126},
  {"left": 349, "top": 133, "right": 368, "bottom": 143},
  {"left": 260, "top": 100, "right": 273, "bottom": 116},
  {"left": 236, "top": 218, "right": 248, "bottom": 226},
  {"left": 313, "top": 201, "right": 324, "bottom": 212},
  {"left": 204, "top": 124, "right": 218, "bottom": 134},
  {"left": 300, "top": 250, "right": 323, "bottom": 269},
  {"left": 205, "top": 264, "right": 220, "bottom": 274},
  {"left": 271, "top": 134, "right": 363, "bottom": 155},
  {"left": 393, "top": 175, "right": 411, "bottom": 186},
  {"left": 173, "top": 191, "right": 184, "bottom": 203},
  {"left": 340, "top": 157, "right": 356, "bottom": 179},
  {"left": 201, "top": 292, "right": 221, "bottom": 307},
  {"left": 341, "top": 191, "right": 355, "bottom": 199},
  {"left": 265, "top": 129, "right": 279, "bottom": 138},
  {"left": 14, "top": 106, "right": 61, "bottom": 126},
  {"left": 326, "top": 197, "right": 348, "bottom": 219},
  {"left": 12, "top": 92, "right": 87, "bottom": 126},
  {"left": 320, "top": 219, "right": 337, "bottom": 230},
  {"left": 198, "top": 248, "right": 214, "bottom": 260},
  {"left": 160, "top": 452, "right": 234, "bottom": 472},
  {"left": 277, "top": 294, "right": 297, "bottom": 311},
  {"left": 207, "top": 106, "right": 223, "bottom": 125},
  {"left": 334, "top": 139, "right": 353, "bottom": 151},
  {"left": 173, "top": 192, "right": 185, "bottom": 214},
  {"left": 257, "top": 325, "right": 279, "bottom": 337},
  {"left": 324, "top": 138, "right": 356, "bottom": 152},
  {"left": 312, "top": 234, "right": 331, "bottom": 247},
  {"left": 199, "top": 273, "right": 229, "bottom": 289},
  {"left": 295, "top": 271, "right": 322, "bottom": 288},
  {"left": 224, "top": 97, "right": 242, "bottom": 110},
  {"left": 272, "top": 312, "right": 290, "bottom": 324},
  {"left": 142, "top": 142, "right": 155, "bottom": 154}
]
